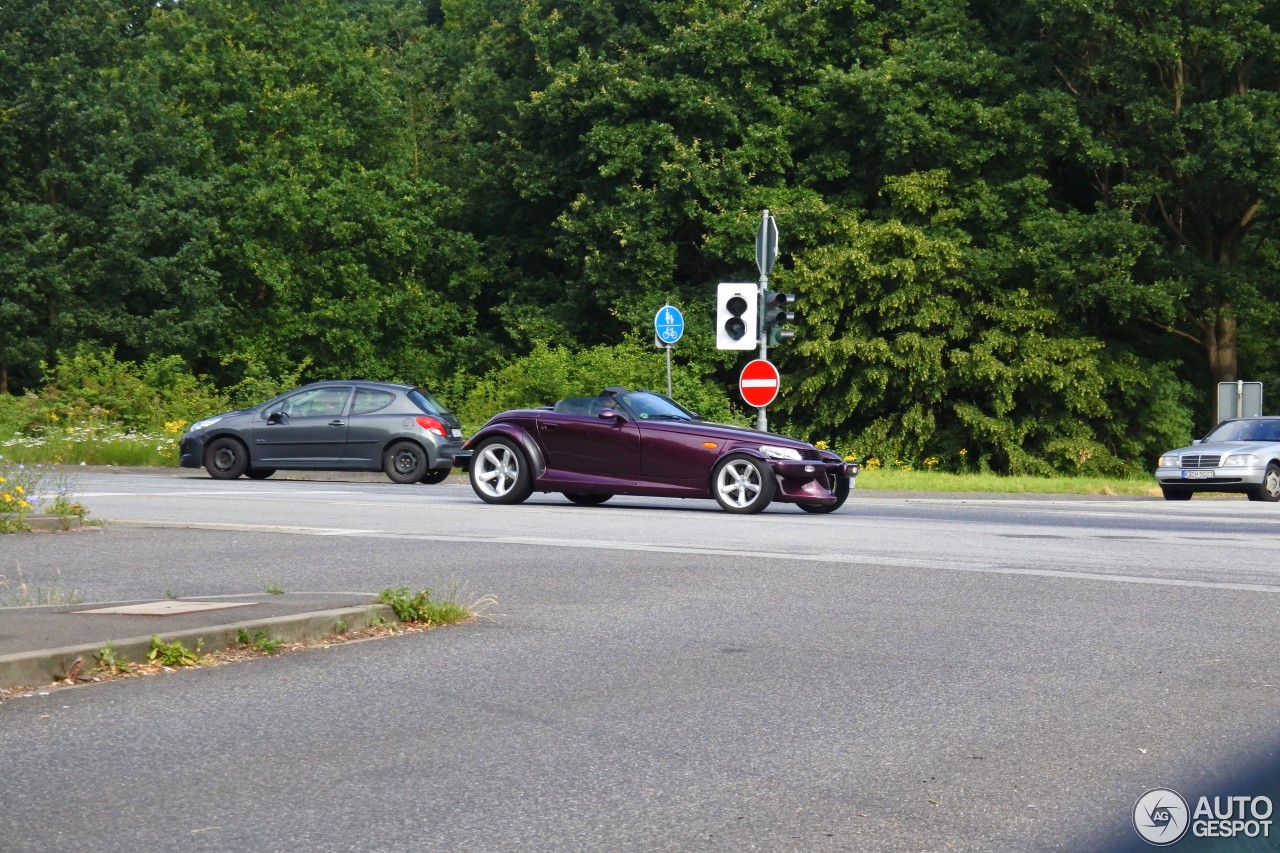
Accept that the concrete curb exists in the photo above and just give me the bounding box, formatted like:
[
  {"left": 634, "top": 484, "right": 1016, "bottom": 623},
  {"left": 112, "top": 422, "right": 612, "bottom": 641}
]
[{"left": 0, "top": 602, "right": 397, "bottom": 693}]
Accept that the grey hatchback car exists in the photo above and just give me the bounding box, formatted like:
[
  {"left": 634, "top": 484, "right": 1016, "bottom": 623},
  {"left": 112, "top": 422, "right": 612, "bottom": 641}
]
[
  {"left": 1155, "top": 416, "right": 1280, "bottom": 501},
  {"left": 179, "top": 381, "right": 464, "bottom": 483}
]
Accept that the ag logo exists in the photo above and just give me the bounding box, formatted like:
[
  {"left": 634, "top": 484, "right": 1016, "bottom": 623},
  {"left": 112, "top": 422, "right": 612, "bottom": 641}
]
[{"left": 1134, "top": 788, "right": 1190, "bottom": 845}]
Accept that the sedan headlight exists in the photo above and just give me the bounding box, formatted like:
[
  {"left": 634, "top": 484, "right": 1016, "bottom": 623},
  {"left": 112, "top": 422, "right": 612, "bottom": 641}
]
[
  {"left": 1157, "top": 454, "right": 1180, "bottom": 468},
  {"left": 1223, "top": 453, "right": 1259, "bottom": 466},
  {"left": 188, "top": 416, "right": 223, "bottom": 432},
  {"left": 760, "top": 445, "right": 802, "bottom": 461}
]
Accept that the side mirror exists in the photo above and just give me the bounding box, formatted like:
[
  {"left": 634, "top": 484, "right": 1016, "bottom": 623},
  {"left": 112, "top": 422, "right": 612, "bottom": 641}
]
[
  {"left": 267, "top": 411, "right": 286, "bottom": 425},
  {"left": 597, "top": 409, "right": 620, "bottom": 421}
]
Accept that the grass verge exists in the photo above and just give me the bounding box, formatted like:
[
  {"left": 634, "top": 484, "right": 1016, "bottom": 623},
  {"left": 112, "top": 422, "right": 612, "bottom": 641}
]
[{"left": 854, "top": 469, "right": 1160, "bottom": 497}]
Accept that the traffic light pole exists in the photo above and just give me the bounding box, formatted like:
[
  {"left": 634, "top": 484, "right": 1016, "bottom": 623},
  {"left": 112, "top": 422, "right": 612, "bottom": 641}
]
[{"left": 757, "top": 270, "right": 770, "bottom": 432}]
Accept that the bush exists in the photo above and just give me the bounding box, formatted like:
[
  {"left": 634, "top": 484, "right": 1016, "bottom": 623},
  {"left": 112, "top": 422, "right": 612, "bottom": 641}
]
[
  {"left": 34, "top": 348, "right": 230, "bottom": 433},
  {"left": 452, "top": 338, "right": 748, "bottom": 431}
]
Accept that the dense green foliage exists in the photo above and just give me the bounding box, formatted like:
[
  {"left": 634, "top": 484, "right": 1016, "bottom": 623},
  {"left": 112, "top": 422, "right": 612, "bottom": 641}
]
[{"left": 3, "top": 0, "right": 1277, "bottom": 474}]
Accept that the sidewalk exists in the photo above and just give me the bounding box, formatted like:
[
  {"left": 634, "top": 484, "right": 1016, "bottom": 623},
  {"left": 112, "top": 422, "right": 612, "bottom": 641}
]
[{"left": 0, "top": 592, "right": 395, "bottom": 694}]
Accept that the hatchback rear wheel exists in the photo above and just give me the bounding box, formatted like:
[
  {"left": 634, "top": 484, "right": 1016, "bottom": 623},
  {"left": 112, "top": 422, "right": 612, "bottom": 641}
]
[
  {"left": 384, "top": 441, "right": 428, "bottom": 484},
  {"left": 471, "top": 438, "right": 533, "bottom": 504},
  {"left": 712, "top": 455, "right": 775, "bottom": 514}
]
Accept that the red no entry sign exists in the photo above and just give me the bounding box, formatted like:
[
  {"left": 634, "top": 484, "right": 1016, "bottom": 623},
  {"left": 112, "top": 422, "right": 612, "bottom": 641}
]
[{"left": 739, "top": 359, "right": 780, "bottom": 408}]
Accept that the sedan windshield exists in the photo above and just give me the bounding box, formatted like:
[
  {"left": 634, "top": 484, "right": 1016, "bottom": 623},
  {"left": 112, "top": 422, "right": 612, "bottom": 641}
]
[
  {"left": 617, "top": 392, "right": 696, "bottom": 421},
  {"left": 1203, "top": 419, "right": 1280, "bottom": 443}
]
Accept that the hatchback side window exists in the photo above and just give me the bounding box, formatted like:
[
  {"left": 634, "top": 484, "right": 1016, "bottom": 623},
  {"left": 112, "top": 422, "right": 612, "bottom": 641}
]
[
  {"left": 280, "top": 387, "right": 351, "bottom": 418},
  {"left": 352, "top": 388, "right": 395, "bottom": 415}
]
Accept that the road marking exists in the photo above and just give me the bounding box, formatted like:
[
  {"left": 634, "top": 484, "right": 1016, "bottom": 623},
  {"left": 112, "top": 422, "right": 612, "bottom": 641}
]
[{"left": 116, "top": 521, "right": 1280, "bottom": 595}]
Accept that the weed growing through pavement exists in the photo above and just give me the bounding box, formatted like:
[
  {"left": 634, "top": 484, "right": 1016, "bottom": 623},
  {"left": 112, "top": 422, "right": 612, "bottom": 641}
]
[
  {"left": 378, "top": 579, "right": 496, "bottom": 626},
  {"left": 0, "top": 564, "right": 82, "bottom": 607},
  {"left": 147, "top": 635, "right": 202, "bottom": 667},
  {"left": 379, "top": 586, "right": 469, "bottom": 625},
  {"left": 236, "top": 629, "right": 283, "bottom": 654},
  {"left": 94, "top": 643, "right": 133, "bottom": 675}
]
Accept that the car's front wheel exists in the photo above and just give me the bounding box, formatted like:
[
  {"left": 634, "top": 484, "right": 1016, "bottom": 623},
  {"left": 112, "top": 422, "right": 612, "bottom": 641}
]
[
  {"left": 204, "top": 436, "right": 248, "bottom": 480},
  {"left": 563, "top": 493, "right": 611, "bottom": 506},
  {"left": 384, "top": 441, "right": 428, "bottom": 484},
  {"left": 471, "top": 438, "right": 533, "bottom": 505},
  {"left": 712, "top": 455, "right": 775, "bottom": 514},
  {"left": 1161, "top": 485, "right": 1193, "bottom": 501},
  {"left": 1247, "top": 463, "right": 1280, "bottom": 502}
]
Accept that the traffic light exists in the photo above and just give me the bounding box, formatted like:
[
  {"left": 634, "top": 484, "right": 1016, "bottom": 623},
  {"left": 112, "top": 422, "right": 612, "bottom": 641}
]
[
  {"left": 763, "top": 290, "right": 797, "bottom": 346},
  {"left": 716, "top": 282, "right": 757, "bottom": 350}
]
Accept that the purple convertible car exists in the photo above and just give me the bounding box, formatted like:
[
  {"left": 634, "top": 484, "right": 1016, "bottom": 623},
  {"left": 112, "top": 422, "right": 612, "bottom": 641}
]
[{"left": 453, "top": 387, "right": 858, "bottom": 514}]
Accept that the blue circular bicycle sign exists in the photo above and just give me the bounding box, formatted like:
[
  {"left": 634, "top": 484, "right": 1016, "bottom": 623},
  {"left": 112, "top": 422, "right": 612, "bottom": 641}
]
[{"left": 654, "top": 304, "right": 684, "bottom": 345}]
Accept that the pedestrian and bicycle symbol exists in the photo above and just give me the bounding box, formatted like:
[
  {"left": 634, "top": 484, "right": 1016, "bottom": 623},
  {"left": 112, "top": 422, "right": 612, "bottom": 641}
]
[{"left": 654, "top": 305, "right": 685, "bottom": 345}]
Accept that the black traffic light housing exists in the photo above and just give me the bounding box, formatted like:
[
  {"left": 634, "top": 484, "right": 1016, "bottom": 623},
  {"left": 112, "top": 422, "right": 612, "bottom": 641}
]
[
  {"left": 763, "top": 290, "right": 797, "bottom": 346},
  {"left": 716, "top": 282, "right": 757, "bottom": 350}
]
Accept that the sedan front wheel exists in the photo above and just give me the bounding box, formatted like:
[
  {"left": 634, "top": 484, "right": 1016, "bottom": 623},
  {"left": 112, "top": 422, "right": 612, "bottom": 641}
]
[
  {"left": 471, "top": 438, "right": 533, "bottom": 505},
  {"left": 712, "top": 455, "right": 775, "bottom": 514},
  {"left": 1247, "top": 463, "right": 1280, "bottom": 502}
]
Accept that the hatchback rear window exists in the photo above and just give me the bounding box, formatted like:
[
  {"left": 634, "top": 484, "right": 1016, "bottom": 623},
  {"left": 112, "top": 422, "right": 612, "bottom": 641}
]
[{"left": 408, "top": 388, "right": 449, "bottom": 415}]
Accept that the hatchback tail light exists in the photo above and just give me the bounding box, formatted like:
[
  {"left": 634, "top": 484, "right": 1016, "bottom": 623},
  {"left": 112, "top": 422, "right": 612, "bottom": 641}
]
[{"left": 415, "top": 416, "right": 446, "bottom": 437}]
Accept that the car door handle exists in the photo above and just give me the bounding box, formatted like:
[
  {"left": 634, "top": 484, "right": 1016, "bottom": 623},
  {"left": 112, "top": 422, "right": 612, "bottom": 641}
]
[
  {"left": 541, "top": 423, "right": 558, "bottom": 431},
  {"left": 329, "top": 420, "right": 346, "bottom": 426}
]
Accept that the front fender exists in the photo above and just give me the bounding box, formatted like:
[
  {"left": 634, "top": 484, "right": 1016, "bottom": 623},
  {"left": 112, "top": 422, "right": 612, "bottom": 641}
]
[{"left": 455, "top": 424, "right": 546, "bottom": 478}]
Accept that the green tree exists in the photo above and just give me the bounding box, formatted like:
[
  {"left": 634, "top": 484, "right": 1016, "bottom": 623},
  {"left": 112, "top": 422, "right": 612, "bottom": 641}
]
[
  {"left": 142, "top": 0, "right": 483, "bottom": 385},
  {"left": 1030, "top": 0, "right": 1280, "bottom": 417},
  {"left": 0, "top": 0, "right": 224, "bottom": 394}
]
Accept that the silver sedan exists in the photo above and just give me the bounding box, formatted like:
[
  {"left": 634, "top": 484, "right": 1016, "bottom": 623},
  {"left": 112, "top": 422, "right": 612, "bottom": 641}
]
[{"left": 1155, "top": 417, "right": 1280, "bottom": 501}]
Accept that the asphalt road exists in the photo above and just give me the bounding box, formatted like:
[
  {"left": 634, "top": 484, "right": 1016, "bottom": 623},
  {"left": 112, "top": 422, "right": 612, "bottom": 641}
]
[{"left": 2, "top": 470, "right": 1279, "bottom": 852}]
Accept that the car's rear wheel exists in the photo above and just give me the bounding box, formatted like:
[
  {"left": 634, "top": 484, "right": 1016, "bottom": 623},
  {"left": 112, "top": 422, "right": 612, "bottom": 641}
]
[
  {"left": 797, "top": 474, "right": 851, "bottom": 514},
  {"left": 471, "top": 438, "right": 533, "bottom": 504},
  {"left": 419, "top": 468, "right": 450, "bottom": 485},
  {"left": 246, "top": 468, "right": 275, "bottom": 480},
  {"left": 204, "top": 436, "right": 248, "bottom": 480},
  {"left": 1247, "top": 463, "right": 1280, "bottom": 502},
  {"left": 1161, "top": 485, "right": 1193, "bottom": 501},
  {"left": 384, "top": 441, "right": 428, "bottom": 484},
  {"left": 563, "top": 493, "right": 611, "bottom": 506},
  {"left": 712, "top": 455, "right": 775, "bottom": 514}
]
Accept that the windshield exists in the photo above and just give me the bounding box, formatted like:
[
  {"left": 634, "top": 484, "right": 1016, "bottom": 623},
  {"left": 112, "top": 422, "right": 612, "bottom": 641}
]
[
  {"left": 616, "top": 391, "right": 696, "bottom": 421},
  {"left": 1203, "top": 419, "right": 1280, "bottom": 443}
]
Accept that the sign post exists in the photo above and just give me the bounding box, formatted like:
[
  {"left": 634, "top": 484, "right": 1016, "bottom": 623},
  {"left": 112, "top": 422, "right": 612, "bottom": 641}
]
[
  {"left": 754, "top": 210, "right": 779, "bottom": 430},
  {"left": 654, "top": 304, "right": 685, "bottom": 397}
]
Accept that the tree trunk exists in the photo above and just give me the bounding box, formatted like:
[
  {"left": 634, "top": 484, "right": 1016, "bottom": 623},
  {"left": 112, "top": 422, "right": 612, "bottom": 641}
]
[{"left": 1205, "top": 310, "right": 1238, "bottom": 423}]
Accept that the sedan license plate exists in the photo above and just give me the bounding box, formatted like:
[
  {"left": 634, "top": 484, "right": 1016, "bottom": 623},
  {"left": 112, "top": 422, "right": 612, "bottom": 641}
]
[{"left": 1182, "top": 469, "right": 1214, "bottom": 480}]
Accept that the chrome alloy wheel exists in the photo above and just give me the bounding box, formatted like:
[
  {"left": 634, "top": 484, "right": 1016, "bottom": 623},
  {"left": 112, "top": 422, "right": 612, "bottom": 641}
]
[
  {"left": 715, "top": 458, "right": 766, "bottom": 510},
  {"left": 475, "top": 443, "right": 522, "bottom": 499}
]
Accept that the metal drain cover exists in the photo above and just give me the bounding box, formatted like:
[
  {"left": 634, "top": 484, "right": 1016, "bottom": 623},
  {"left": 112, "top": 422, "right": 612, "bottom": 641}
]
[{"left": 76, "top": 601, "right": 261, "bottom": 616}]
